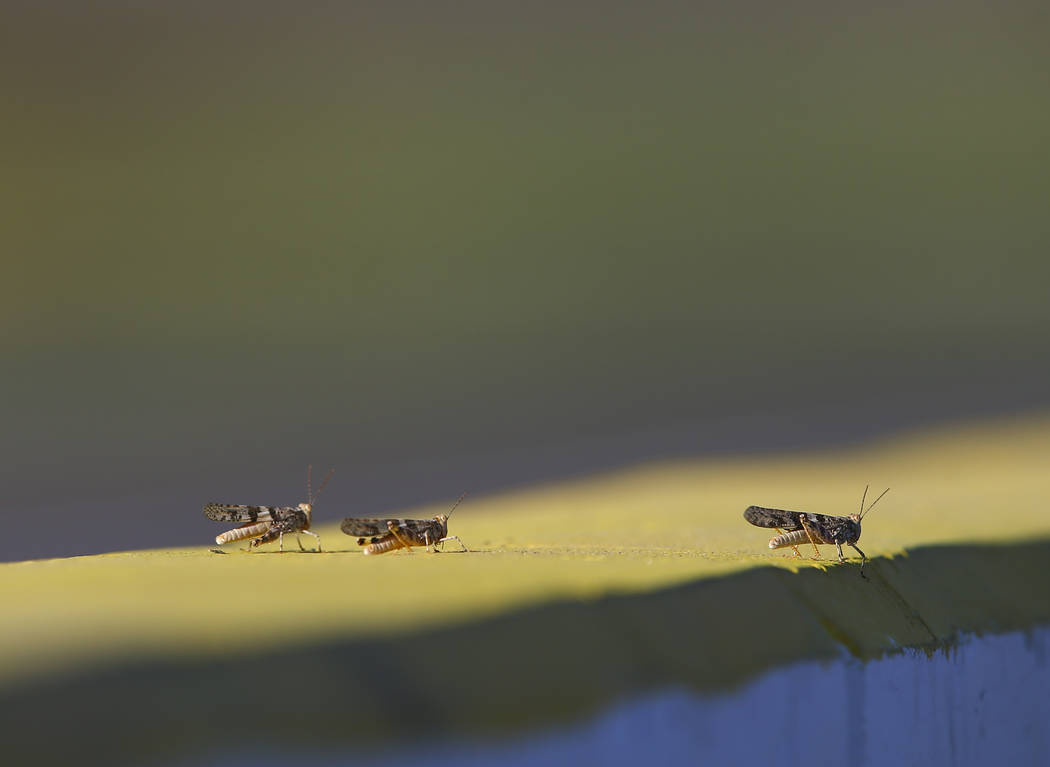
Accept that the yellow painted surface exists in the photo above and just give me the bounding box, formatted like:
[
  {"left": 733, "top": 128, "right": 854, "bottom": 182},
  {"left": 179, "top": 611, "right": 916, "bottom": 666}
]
[{"left": 2, "top": 413, "right": 1050, "bottom": 691}]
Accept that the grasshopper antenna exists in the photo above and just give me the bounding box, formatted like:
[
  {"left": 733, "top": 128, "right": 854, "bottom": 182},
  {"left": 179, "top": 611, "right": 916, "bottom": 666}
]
[
  {"left": 860, "top": 487, "right": 890, "bottom": 520},
  {"left": 445, "top": 492, "right": 468, "bottom": 519},
  {"left": 313, "top": 468, "right": 335, "bottom": 506},
  {"left": 306, "top": 465, "right": 335, "bottom": 506}
]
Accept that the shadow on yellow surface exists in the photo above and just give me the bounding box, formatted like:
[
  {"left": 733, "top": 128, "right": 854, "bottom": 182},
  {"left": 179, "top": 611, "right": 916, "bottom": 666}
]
[
  {"left": 2, "top": 540, "right": 1049, "bottom": 765},
  {"left": 2, "top": 414, "right": 1050, "bottom": 763}
]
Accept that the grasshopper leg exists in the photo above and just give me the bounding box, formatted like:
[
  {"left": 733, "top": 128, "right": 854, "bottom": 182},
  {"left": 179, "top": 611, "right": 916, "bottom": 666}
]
[
  {"left": 799, "top": 517, "right": 822, "bottom": 559},
  {"left": 439, "top": 535, "right": 469, "bottom": 553},
  {"left": 387, "top": 521, "right": 415, "bottom": 552},
  {"left": 849, "top": 543, "right": 867, "bottom": 571},
  {"left": 300, "top": 530, "right": 322, "bottom": 553}
]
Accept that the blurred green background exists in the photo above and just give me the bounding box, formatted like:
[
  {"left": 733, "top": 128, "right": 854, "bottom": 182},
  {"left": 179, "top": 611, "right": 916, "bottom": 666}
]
[{"left": 2, "top": 0, "right": 1048, "bottom": 560}]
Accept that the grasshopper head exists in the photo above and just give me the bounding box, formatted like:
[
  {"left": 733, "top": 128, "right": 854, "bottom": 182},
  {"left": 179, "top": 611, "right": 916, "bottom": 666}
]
[
  {"left": 433, "top": 514, "right": 450, "bottom": 537},
  {"left": 846, "top": 513, "right": 862, "bottom": 543},
  {"left": 298, "top": 502, "right": 313, "bottom": 525}
]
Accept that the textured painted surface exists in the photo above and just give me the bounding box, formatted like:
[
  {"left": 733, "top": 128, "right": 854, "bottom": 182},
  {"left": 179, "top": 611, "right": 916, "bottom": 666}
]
[
  {"left": 1, "top": 415, "right": 1049, "bottom": 764},
  {"left": 197, "top": 628, "right": 1050, "bottom": 767}
]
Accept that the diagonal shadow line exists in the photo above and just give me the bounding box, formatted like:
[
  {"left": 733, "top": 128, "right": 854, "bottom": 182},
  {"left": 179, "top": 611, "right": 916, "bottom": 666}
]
[{"left": 2, "top": 539, "right": 1049, "bottom": 766}]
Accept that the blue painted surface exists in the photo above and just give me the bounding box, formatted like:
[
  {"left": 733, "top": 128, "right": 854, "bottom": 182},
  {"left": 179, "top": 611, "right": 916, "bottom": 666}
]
[{"left": 201, "top": 626, "right": 1049, "bottom": 766}]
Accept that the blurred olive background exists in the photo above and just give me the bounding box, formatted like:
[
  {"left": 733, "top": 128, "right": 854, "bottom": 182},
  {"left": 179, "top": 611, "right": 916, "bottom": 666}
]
[{"left": 2, "top": 1, "right": 1048, "bottom": 561}]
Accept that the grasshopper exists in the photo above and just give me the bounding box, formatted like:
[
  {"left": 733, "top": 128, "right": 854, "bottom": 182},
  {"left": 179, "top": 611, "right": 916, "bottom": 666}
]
[
  {"left": 341, "top": 493, "right": 468, "bottom": 555},
  {"left": 744, "top": 486, "right": 889, "bottom": 567},
  {"left": 204, "top": 466, "right": 333, "bottom": 552}
]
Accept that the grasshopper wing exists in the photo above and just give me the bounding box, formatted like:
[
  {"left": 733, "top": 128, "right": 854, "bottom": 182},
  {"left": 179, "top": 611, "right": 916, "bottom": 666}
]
[
  {"left": 203, "top": 504, "right": 280, "bottom": 523},
  {"left": 743, "top": 506, "right": 805, "bottom": 530},
  {"left": 340, "top": 518, "right": 393, "bottom": 537},
  {"left": 342, "top": 518, "right": 441, "bottom": 547}
]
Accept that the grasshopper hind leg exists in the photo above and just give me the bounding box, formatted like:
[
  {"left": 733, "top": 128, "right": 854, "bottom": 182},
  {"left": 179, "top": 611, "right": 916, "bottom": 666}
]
[
  {"left": 798, "top": 517, "right": 822, "bottom": 559},
  {"left": 387, "top": 521, "right": 415, "bottom": 553}
]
